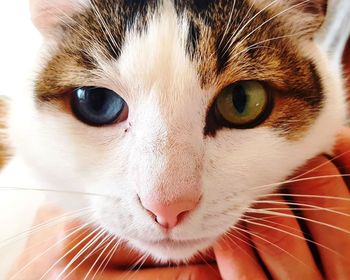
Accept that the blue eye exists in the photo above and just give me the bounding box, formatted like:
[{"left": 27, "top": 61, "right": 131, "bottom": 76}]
[{"left": 71, "top": 87, "right": 128, "bottom": 126}]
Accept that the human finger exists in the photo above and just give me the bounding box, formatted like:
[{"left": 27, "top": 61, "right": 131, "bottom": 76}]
[
  {"left": 214, "top": 228, "right": 267, "bottom": 280},
  {"left": 246, "top": 196, "right": 322, "bottom": 280},
  {"left": 71, "top": 264, "right": 221, "bottom": 280},
  {"left": 334, "top": 127, "right": 350, "bottom": 186},
  {"left": 289, "top": 156, "right": 350, "bottom": 279}
]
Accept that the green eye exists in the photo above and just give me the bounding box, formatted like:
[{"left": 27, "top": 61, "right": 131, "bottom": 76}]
[{"left": 214, "top": 81, "right": 272, "bottom": 128}]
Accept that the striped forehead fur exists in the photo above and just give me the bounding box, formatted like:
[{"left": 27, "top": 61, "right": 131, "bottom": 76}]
[{"left": 35, "top": 0, "right": 327, "bottom": 139}]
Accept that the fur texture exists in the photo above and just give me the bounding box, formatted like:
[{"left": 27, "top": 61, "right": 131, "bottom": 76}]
[
  {"left": 0, "top": 97, "right": 9, "bottom": 167},
  {"left": 2, "top": 0, "right": 348, "bottom": 263}
]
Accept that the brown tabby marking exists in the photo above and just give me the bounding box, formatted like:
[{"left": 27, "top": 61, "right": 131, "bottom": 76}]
[{"left": 35, "top": 0, "right": 324, "bottom": 140}]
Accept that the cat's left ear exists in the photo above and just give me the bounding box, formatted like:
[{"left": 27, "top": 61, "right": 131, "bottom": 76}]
[
  {"left": 29, "top": 0, "right": 88, "bottom": 35},
  {"left": 255, "top": 0, "right": 328, "bottom": 37}
]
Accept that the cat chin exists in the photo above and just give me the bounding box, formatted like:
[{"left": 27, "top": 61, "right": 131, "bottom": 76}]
[{"left": 128, "top": 237, "right": 216, "bottom": 263}]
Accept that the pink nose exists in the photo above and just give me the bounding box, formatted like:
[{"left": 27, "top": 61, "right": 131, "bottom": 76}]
[{"left": 140, "top": 198, "right": 200, "bottom": 229}]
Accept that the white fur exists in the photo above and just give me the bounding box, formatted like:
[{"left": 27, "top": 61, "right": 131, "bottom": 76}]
[
  {"left": 318, "top": 0, "right": 350, "bottom": 64},
  {"left": 1, "top": 0, "right": 347, "bottom": 266}
]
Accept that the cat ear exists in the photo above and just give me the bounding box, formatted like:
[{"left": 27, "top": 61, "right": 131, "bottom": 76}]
[
  {"left": 283, "top": 0, "right": 327, "bottom": 15},
  {"left": 255, "top": 0, "right": 328, "bottom": 36},
  {"left": 29, "top": 0, "right": 89, "bottom": 34}
]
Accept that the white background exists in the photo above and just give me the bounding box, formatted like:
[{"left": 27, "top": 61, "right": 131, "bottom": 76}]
[
  {"left": 0, "top": 2, "right": 43, "bottom": 276},
  {"left": 0, "top": 1, "right": 41, "bottom": 98}
]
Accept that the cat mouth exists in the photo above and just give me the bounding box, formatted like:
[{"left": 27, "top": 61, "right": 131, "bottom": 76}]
[
  {"left": 135, "top": 237, "right": 214, "bottom": 249},
  {"left": 129, "top": 236, "right": 217, "bottom": 261}
]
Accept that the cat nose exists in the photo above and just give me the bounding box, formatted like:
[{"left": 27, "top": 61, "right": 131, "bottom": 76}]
[{"left": 139, "top": 197, "right": 200, "bottom": 229}]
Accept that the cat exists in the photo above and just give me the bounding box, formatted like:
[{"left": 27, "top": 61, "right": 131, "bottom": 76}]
[{"left": 1, "top": 0, "right": 349, "bottom": 272}]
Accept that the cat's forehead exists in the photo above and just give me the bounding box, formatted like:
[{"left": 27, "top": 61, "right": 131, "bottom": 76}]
[
  {"left": 35, "top": 0, "right": 325, "bottom": 139},
  {"left": 37, "top": 0, "right": 321, "bottom": 88}
]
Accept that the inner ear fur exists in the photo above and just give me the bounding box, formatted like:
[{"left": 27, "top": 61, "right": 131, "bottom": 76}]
[
  {"left": 29, "top": 0, "right": 88, "bottom": 35},
  {"left": 252, "top": 0, "right": 328, "bottom": 38}
]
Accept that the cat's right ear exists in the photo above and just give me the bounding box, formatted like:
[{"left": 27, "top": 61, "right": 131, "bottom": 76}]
[{"left": 29, "top": 0, "right": 88, "bottom": 35}]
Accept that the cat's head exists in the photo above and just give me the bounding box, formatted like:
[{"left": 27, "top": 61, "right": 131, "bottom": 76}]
[{"left": 12, "top": 0, "right": 346, "bottom": 261}]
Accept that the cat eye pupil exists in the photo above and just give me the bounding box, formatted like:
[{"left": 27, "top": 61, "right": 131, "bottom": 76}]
[
  {"left": 89, "top": 91, "right": 108, "bottom": 112},
  {"left": 232, "top": 85, "right": 247, "bottom": 114},
  {"left": 71, "top": 87, "right": 127, "bottom": 126}
]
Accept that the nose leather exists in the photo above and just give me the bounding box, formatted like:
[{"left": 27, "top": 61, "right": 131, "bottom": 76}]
[{"left": 140, "top": 198, "right": 199, "bottom": 229}]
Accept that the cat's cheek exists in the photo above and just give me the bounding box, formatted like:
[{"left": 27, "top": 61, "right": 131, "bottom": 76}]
[
  {"left": 195, "top": 127, "right": 330, "bottom": 237},
  {"left": 87, "top": 178, "right": 161, "bottom": 235}
]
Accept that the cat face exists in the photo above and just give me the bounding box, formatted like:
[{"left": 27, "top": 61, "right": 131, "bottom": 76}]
[{"left": 12, "top": 0, "right": 346, "bottom": 261}]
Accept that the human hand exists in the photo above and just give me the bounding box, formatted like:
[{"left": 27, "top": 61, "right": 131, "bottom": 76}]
[
  {"left": 7, "top": 208, "right": 220, "bottom": 279},
  {"left": 214, "top": 128, "right": 350, "bottom": 279},
  {"left": 8, "top": 129, "right": 350, "bottom": 279}
]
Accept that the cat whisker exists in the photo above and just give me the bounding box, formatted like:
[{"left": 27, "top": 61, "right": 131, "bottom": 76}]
[
  {"left": 84, "top": 235, "right": 115, "bottom": 280},
  {"left": 229, "top": 30, "right": 310, "bottom": 61},
  {"left": 224, "top": 230, "right": 252, "bottom": 250},
  {"left": 48, "top": 3, "right": 122, "bottom": 79},
  {"left": 0, "top": 186, "right": 109, "bottom": 198},
  {"left": 196, "top": 251, "right": 217, "bottom": 275},
  {"left": 224, "top": 229, "right": 267, "bottom": 261},
  {"left": 232, "top": 0, "right": 312, "bottom": 55},
  {"left": 47, "top": 7, "right": 89, "bottom": 36},
  {"left": 207, "top": 0, "right": 255, "bottom": 62},
  {"left": 230, "top": 45, "right": 278, "bottom": 61},
  {"left": 252, "top": 200, "right": 350, "bottom": 217},
  {"left": 249, "top": 207, "right": 348, "bottom": 212},
  {"left": 260, "top": 193, "right": 350, "bottom": 202},
  {"left": 89, "top": 0, "right": 121, "bottom": 57},
  {"left": 241, "top": 214, "right": 308, "bottom": 237},
  {"left": 249, "top": 173, "right": 350, "bottom": 192},
  {"left": 92, "top": 237, "right": 121, "bottom": 280},
  {"left": 239, "top": 217, "right": 346, "bottom": 261},
  {"left": 290, "top": 148, "right": 350, "bottom": 181},
  {"left": 240, "top": 212, "right": 347, "bottom": 247},
  {"left": 0, "top": 207, "right": 92, "bottom": 249},
  {"left": 0, "top": 210, "right": 92, "bottom": 262},
  {"left": 57, "top": 228, "right": 108, "bottom": 280},
  {"left": 243, "top": 148, "right": 350, "bottom": 193},
  {"left": 129, "top": 254, "right": 151, "bottom": 280},
  {"left": 121, "top": 253, "right": 149, "bottom": 280},
  {"left": 217, "top": 0, "right": 237, "bottom": 49},
  {"left": 226, "top": 0, "right": 280, "bottom": 54},
  {"left": 82, "top": 234, "right": 115, "bottom": 280},
  {"left": 8, "top": 220, "right": 94, "bottom": 280},
  {"left": 244, "top": 31, "right": 311, "bottom": 50},
  {"left": 231, "top": 225, "right": 313, "bottom": 270},
  {"left": 47, "top": 7, "right": 111, "bottom": 63},
  {"left": 247, "top": 209, "right": 350, "bottom": 236},
  {"left": 207, "top": 0, "right": 241, "bottom": 61},
  {"left": 37, "top": 226, "right": 104, "bottom": 280}
]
